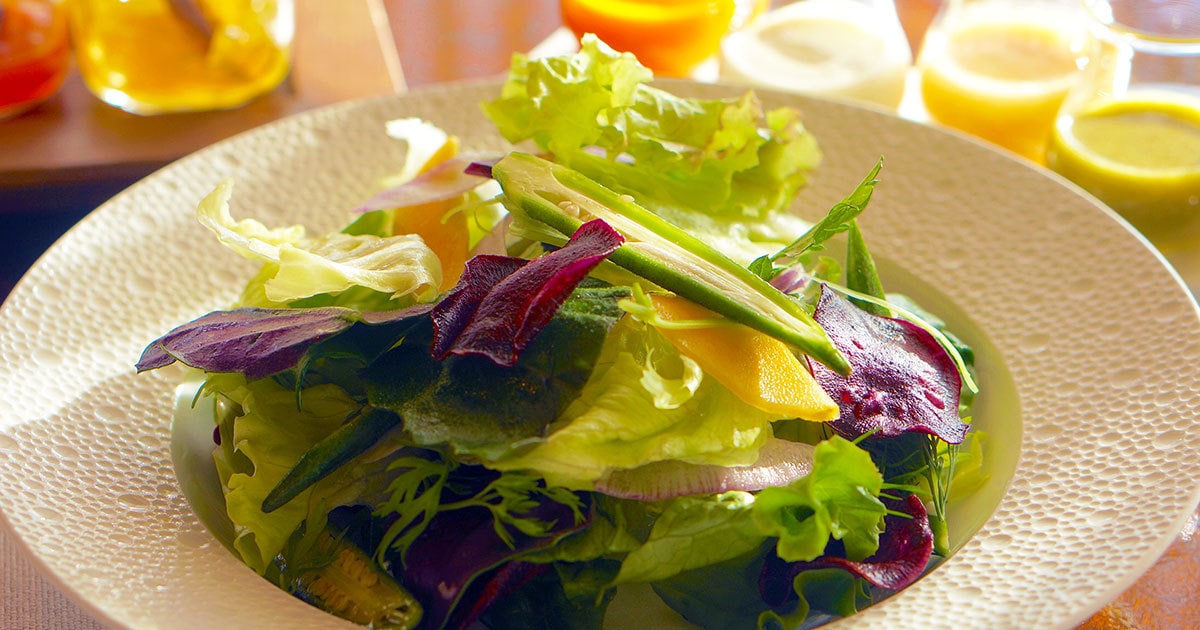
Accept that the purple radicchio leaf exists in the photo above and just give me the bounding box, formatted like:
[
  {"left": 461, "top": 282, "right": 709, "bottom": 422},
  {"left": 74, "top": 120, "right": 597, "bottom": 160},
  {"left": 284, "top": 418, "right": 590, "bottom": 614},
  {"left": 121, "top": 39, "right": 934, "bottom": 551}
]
[
  {"left": 814, "top": 494, "right": 934, "bottom": 590},
  {"left": 399, "top": 497, "right": 588, "bottom": 628},
  {"left": 355, "top": 153, "right": 502, "bottom": 213},
  {"left": 759, "top": 494, "right": 934, "bottom": 606},
  {"left": 807, "top": 285, "right": 967, "bottom": 444},
  {"left": 430, "top": 219, "right": 625, "bottom": 366},
  {"left": 135, "top": 305, "right": 432, "bottom": 380}
]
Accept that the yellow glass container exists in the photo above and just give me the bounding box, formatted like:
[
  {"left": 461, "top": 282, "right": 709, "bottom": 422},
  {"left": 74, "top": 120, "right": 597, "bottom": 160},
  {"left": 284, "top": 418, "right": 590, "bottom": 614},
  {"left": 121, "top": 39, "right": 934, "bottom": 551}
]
[
  {"left": 1046, "top": 0, "right": 1200, "bottom": 274},
  {"left": 70, "top": 0, "right": 293, "bottom": 114},
  {"left": 916, "top": 0, "right": 1086, "bottom": 163}
]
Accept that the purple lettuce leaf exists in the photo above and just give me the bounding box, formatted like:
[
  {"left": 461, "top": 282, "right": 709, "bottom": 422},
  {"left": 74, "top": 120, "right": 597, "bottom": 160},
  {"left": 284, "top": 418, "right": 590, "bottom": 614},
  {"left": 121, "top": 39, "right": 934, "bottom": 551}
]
[
  {"left": 355, "top": 153, "right": 501, "bottom": 213},
  {"left": 759, "top": 494, "right": 934, "bottom": 606},
  {"left": 447, "top": 561, "right": 549, "bottom": 629},
  {"left": 808, "top": 285, "right": 967, "bottom": 444},
  {"left": 135, "top": 305, "right": 432, "bottom": 380},
  {"left": 811, "top": 494, "right": 933, "bottom": 590},
  {"left": 430, "top": 219, "right": 625, "bottom": 366},
  {"left": 399, "top": 498, "right": 588, "bottom": 629}
]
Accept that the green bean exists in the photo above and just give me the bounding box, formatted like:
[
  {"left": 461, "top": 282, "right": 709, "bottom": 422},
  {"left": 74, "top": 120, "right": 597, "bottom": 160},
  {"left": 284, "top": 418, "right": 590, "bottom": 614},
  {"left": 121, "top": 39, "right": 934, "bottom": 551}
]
[{"left": 262, "top": 407, "right": 400, "bottom": 513}]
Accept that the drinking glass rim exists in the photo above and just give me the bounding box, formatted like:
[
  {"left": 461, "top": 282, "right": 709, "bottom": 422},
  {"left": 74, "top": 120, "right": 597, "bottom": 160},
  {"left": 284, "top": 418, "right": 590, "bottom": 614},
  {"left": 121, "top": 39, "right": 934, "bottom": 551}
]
[{"left": 1084, "top": 0, "right": 1200, "bottom": 52}]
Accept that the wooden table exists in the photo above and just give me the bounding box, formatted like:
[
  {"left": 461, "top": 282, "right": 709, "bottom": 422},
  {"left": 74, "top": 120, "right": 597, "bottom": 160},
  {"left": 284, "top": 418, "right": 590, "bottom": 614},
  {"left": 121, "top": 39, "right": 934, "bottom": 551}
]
[
  {"left": 0, "top": 0, "right": 559, "bottom": 296},
  {"left": 1, "top": 1, "right": 1196, "bottom": 628}
]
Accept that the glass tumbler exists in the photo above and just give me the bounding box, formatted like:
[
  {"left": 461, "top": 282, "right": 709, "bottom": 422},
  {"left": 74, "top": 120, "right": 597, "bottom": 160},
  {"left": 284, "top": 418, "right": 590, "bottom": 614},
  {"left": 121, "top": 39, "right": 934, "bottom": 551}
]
[
  {"left": 916, "top": 0, "right": 1087, "bottom": 162},
  {"left": 1046, "top": 0, "right": 1200, "bottom": 272},
  {"left": 70, "top": 0, "right": 294, "bottom": 115},
  {"left": 0, "top": 0, "right": 69, "bottom": 119},
  {"left": 559, "top": 0, "right": 737, "bottom": 77},
  {"left": 718, "top": 0, "right": 914, "bottom": 109}
]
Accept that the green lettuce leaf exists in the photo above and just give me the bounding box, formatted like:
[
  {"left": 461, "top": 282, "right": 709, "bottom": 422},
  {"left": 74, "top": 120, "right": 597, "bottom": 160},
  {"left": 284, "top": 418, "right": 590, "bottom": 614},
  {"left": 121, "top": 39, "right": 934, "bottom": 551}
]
[
  {"left": 485, "top": 317, "right": 780, "bottom": 488},
  {"left": 651, "top": 544, "right": 773, "bottom": 630},
  {"left": 207, "top": 374, "right": 389, "bottom": 574},
  {"left": 752, "top": 436, "right": 887, "bottom": 562},
  {"left": 611, "top": 491, "right": 762, "bottom": 585},
  {"left": 482, "top": 35, "right": 820, "bottom": 222},
  {"left": 758, "top": 568, "right": 866, "bottom": 630},
  {"left": 197, "top": 179, "right": 442, "bottom": 304}
]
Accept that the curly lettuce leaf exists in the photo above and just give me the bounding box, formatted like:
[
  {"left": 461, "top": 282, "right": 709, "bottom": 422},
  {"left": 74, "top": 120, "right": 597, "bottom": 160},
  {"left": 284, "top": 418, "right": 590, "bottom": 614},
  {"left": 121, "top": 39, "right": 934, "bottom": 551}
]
[
  {"left": 482, "top": 34, "right": 820, "bottom": 221},
  {"left": 207, "top": 374, "right": 381, "bottom": 574},
  {"left": 752, "top": 435, "right": 887, "bottom": 563},
  {"left": 198, "top": 179, "right": 442, "bottom": 303}
]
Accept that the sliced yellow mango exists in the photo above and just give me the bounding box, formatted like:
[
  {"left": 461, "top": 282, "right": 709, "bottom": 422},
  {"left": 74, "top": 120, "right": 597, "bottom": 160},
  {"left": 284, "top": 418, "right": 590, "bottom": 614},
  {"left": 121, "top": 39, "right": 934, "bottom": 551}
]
[
  {"left": 392, "top": 200, "right": 469, "bottom": 290},
  {"left": 391, "top": 134, "right": 469, "bottom": 290},
  {"left": 648, "top": 293, "right": 839, "bottom": 422}
]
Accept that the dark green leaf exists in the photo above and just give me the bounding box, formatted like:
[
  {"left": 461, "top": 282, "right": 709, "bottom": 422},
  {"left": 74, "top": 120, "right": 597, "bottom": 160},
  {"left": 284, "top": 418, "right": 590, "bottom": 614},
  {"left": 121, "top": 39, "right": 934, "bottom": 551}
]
[{"left": 364, "top": 285, "right": 629, "bottom": 457}]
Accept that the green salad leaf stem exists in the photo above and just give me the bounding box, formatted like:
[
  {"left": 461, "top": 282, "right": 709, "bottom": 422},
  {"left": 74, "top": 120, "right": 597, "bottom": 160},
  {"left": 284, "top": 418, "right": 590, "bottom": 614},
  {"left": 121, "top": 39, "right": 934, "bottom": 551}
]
[{"left": 492, "top": 151, "right": 849, "bottom": 374}]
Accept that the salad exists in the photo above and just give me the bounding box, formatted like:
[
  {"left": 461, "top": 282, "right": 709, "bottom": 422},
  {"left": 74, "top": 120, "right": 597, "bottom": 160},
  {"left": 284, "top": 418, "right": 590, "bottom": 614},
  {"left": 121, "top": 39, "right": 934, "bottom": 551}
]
[{"left": 138, "top": 36, "right": 986, "bottom": 630}]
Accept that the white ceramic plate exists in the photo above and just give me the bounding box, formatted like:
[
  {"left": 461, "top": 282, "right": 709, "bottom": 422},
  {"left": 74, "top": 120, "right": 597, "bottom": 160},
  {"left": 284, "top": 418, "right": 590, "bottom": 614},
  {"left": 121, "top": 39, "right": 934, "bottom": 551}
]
[{"left": 2, "top": 80, "right": 1199, "bottom": 629}]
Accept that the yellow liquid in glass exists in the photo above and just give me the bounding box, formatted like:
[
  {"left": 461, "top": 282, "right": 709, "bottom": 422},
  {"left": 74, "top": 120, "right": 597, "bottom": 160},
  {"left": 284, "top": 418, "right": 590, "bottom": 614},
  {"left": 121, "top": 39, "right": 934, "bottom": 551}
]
[
  {"left": 1047, "top": 94, "right": 1200, "bottom": 250},
  {"left": 72, "top": 0, "right": 290, "bottom": 114},
  {"left": 919, "top": 14, "right": 1079, "bottom": 162}
]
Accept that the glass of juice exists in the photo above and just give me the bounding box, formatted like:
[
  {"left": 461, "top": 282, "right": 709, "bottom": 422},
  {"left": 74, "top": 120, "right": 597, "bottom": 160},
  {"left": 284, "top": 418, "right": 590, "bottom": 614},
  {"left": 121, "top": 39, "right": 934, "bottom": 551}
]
[
  {"left": 70, "top": 0, "right": 294, "bottom": 115},
  {"left": 1046, "top": 0, "right": 1200, "bottom": 279},
  {"left": 718, "top": 0, "right": 914, "bottom": 109},
  {"left": 559, "top": 0, "right": 738, "bottom": 78},
  {"left": 0, "top": 0, "right": 69, "bottom": 119},
  {"left": 916, "top": 0, "right": 1087, "bottom": 163}
]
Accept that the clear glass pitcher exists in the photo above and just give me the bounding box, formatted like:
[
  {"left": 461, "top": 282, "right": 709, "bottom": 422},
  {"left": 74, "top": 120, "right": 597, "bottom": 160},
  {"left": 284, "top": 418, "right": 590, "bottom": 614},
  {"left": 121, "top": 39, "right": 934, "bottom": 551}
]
[
  {"left": 718, "top": 0, "right": 914, "bottom": 109},
  {"left": 1046, "top": 0, "right": 1200, "bottom": 268}
]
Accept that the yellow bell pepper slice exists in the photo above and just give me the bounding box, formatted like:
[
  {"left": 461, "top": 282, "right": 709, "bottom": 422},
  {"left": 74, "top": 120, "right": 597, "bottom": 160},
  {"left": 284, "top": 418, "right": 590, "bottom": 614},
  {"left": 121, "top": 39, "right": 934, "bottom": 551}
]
[{"left": 648, "top": 293, "right": 839, "bottom": 422}]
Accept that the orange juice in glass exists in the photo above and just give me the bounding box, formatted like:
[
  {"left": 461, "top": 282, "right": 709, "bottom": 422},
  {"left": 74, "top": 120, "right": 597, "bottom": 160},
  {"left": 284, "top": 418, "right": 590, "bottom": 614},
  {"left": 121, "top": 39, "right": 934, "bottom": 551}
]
[
  {"left": 70, "top": 0, "right": 293, "bottom": 114},
  {"left": 559, "top": 0, "right": 737, "bottom": 77},
  {"left": 1046, "top": 0, "right": 1200, "bottom": 274},
  {"left": 916, "top": 0, "right": 1086, "bottom": 162}
]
